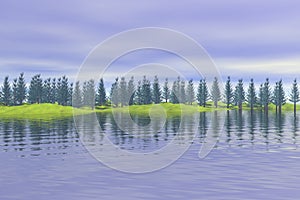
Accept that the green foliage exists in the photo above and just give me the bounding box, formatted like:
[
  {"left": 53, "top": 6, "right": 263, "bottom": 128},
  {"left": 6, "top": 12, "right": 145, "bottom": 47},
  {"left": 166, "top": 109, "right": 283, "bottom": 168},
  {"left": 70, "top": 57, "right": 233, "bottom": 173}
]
[
  {"left": 186, "top": 79, "right": 195, "bottom": 105},
  {"left": 28, "top": 74, "right": 43, "bottom": 104},
  {"left": 224, "top": 76, "right": 234, "bottom": 108},
  {"left": 1, "top": 76, "right": 12, "bottom": 106},
  {"left": 141, "top": 76, "right": 152, "bottom": 104},
  {"left": 197, "top": 79, "right": 209, "bottom": 107},
  {"left": 162, "top": 78, "right": 170, "bottom": 103},
  {"left": 234, "top": 79, "right": 245, "bottom": 110},
  {"left": 247, "top": 78, "right": 256, "bottom": 110},
  {"left": 289, "top": 79, "right": 299, "bottom": 104},
  {"left": 83, "top": 79, "right": 96, "bottom": 109},
  {"left": 170, "top": 78, "right": 179, "bottom": 104},
  {"left": 152, "top": 75, "right": 161, "bottom": 104},
  {"left": 127, "top": 76, "right": 135, "bottom": 106},
  {"left": 16, "top": 72, "right": 26, "bottom": 105},
  {"left": 211, "top": 77, "right": 221, "bottom": 108},
  {"left": 272, "top": 79, "right": 286, "bottom": 111},
  {"left": 73, "top": 81, "right": 82, "bottom": 108}
]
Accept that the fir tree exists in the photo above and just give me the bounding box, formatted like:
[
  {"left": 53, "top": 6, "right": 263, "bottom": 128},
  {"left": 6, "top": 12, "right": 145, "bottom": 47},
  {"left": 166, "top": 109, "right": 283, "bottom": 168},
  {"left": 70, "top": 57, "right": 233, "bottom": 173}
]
[
  {"left": 162, "top": 78, "right": 170, "bottom": 103},
  {"left": 224, "top": 76, "right": 234, "bottom": 108},
  {"left": 186, "top": 79, "right": 195, "bottom": 105},
  {"left": 262, "top": 78, "right": 272, "bottom": 113},
  {"left": 16, "top": 72, "right": 26, "bottom": 105},
  {"left": 96, "top": 78, "right": 106, "bottom": 106},
  {"left": 135, "top": 80, "right": 143, "bottom": 105},
  {"left": 73, "top": 81, "right": 82, "bottom": 108},
  {"left": 28, "top": 74, "right": 43, "bottom": 104},
  {"left": 141, "top": 76, "right": 152, "bottom": 104},
  {"left": 119, "top": 77, "right": 127, "bottom": 107},
  {"left": 211, "top": 77, "right": 221, "bottom": 108},
  {"left": 12, "top": 78, "right": 18, "bottom": 105},
  {"left": 50, "top": 78, "right": 56, "bottom": 104},
  {"left": 110, "top": 78, "right": 119, "bottom": 107},
  {"left": 289, "top": 79, "right": 300, "bottom": 115},
  {"left": 247, "top": 78, "right": 256, "bottom": 112},
  {"left": 179, "top": 80, "right": 186, "bottom": 103},
  {"left": 234, "top": 79, "right": 245, "bottom": 110},
  {"left": 272, "top": 79, "right": 285, "bottom": 114},
  {"left": 127, "top": 76, "right": 135, "bottom": 106},
  {"left": 152, "top": 75, "right": 161, "bottom": 104},
  {"left": 1, "top": 76, "right": 11, "bottom": 106},
  {"left": 170, "top": 80, "right": 179, "bottom": 104}
]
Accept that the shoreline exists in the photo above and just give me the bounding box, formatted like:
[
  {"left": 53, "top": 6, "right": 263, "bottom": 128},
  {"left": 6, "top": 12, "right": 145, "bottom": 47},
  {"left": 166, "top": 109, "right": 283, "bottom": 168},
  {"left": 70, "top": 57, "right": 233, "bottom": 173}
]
[{"left": 0, "top": 102, "right": 299, "bottom": 120}]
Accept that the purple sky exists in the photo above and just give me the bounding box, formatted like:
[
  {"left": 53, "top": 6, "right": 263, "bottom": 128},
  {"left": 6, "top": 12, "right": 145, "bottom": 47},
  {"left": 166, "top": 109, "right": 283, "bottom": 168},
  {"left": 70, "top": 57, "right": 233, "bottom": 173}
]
[{"left": 1, "top": 0, "right": 300, "bottom": 85}]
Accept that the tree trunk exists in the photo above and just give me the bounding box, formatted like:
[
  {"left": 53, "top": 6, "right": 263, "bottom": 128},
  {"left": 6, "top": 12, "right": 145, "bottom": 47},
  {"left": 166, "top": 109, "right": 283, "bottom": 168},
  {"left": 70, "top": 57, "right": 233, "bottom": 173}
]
[
  {"left": 294, "top": 102, "right": 297, "bottom": 115},
  {"left": 238, "top": 103, "right": 242, "bottom": 111}
]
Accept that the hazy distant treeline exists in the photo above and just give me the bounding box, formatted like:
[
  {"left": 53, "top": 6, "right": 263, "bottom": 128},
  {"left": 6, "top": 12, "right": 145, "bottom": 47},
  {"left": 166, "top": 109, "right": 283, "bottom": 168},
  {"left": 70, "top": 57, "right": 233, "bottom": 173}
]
[{"left": 1, "top": 73, "right": 299, "bottom": 113}]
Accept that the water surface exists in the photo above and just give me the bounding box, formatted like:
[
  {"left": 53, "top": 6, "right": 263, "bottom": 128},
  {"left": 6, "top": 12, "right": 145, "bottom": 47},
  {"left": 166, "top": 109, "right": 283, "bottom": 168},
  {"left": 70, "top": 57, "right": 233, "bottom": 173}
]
[{"left": 1, "top": 110, "right": 300, "bottom": 200}]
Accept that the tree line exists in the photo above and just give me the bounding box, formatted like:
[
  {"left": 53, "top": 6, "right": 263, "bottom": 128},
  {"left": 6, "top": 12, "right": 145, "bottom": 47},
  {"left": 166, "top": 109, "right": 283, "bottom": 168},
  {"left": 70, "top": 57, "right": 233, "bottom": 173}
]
[{"left": 1, "top": 73, "right": 299, "bottom": 114}]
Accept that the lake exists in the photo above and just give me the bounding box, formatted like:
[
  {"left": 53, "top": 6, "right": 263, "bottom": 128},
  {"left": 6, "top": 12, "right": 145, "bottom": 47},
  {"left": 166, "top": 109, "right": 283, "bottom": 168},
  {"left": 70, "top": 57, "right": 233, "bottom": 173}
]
[{"left": 1, "top": 110, "right": 300, "bottom": 200}]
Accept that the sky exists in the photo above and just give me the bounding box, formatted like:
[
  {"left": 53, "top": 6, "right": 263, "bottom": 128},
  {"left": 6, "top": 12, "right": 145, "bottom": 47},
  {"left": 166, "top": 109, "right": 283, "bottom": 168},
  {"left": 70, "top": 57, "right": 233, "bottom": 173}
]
[{"left": 1, "top": 0, "right": 300, "bottom": 87}]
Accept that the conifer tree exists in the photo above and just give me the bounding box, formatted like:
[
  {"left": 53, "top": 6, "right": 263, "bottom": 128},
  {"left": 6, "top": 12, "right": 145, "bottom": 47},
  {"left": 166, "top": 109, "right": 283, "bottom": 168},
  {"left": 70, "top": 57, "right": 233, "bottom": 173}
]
[
  {"left": 247, "top": 78, "right": 256, "bottom": 112},
  {"left": 186, "top": 79, "right": 195, "bottom": 105},
  {"left": 73, "top": 81, "right": 82, "bottom": 108},
  {"left": 234, "top": 79, "right": 245, "bottom": 110},
  {"left": 16, "top": 72, "right": 26, "bottom": 105},
  {"left": 96, "top": 78, "right": 106, "bottom": 106},
  {"left": 211, "top": 77, "right": 221, "bottom": 108},
  {"left": 1, "top": 76, "right": 11, "bottom": 106},
  {"left": 289, "top": 79, "right": 300, "bottom": 115},
  {"left": 224, "top": 76, "right": 234, "bottom": 108},
  {"left": 127, "top": 76, "right": 135, "bottom": 106},
  {"left": 152, "top": 75, "right": 161, "bottom": 104},
  {"left": 162, "top": 78, "right": 170, "bottom": 103},
  {"left": 28, "top": 74, "right": 43, "bottom": 104},
  {"left": 12, "top": 78, "right": 18, "bottom": 105}
]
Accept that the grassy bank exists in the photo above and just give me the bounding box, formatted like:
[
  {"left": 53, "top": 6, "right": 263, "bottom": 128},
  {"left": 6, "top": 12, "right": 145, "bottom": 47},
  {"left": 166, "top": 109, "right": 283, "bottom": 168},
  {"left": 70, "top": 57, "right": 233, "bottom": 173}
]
[
  {"left": 0, "top": 102, "right": 299, "bottom": 120},
  {"left": 0, "top": 103, "right": 91, "bottom": 120}
]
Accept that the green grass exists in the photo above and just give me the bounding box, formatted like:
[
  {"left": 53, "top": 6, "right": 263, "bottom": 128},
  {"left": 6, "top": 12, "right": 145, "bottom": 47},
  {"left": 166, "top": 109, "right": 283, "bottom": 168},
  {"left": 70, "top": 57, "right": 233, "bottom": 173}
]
[
  {"left": 0, "top": 103, "right": 91, "bottom": 120},
  {"left": 0, "top": 102, "right": 299, "bottom": 120}
]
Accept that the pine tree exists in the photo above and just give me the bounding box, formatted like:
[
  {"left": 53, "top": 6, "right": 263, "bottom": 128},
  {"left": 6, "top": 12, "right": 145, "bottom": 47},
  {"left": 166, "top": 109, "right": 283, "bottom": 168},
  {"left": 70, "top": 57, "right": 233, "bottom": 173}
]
[
  {"left": 234, "top": 79, "right": 245, "bottom": 110},
  {"left": 96, "top": 78, "right": 106, "bottom": 106},
  {"left": 127, "top": 76, "right": 135, "bottom": 106},
  {"left": 289, "top": 79, "right": 300, "bottom": 115},
  {"left": 42, "top": 78, "right": 51, "bottom": 103},
  {"left": 50, "top": 78, "right": 56, "bottom": 104},
  {"left": 119, "top": 77, "right": 127, "bottom": 107},
  {"left": 179, "top": 80, "right": 186, "bottom": 103},
  {"left": 162, "top": 78, "right": 170, "bottom": 103},
  {"left": 247, "top": 78, "right": 256, "bottom": 112},
  {"left": 273, "top": 79, "right": 285, "bottom": 114},
  {"left": 28, "top": 74, "right": 43, "bottom": 104},
  {"left": 73, "top": 81, "right": 82, "bottom": 108},
  {"left": 110, "top": 78, "right": 119, "bottom": 107},
  {"left": 82, "top": 79, "right": 95, "bottom": 109},
  {"left": 141, "top": 76, "right": 152, "bottom": 104},
  {"left": 224, "top": 76, "right": 234, "bottom": 108},
  {"left": 1, "top": 76, "right": 11, "bottom": 106},
  {"left": 152, "top": 75, "right": 161, "bottom": 104},
  {"left": 186, "top": 79, "right": 195, "bottom": 105},
  {"left": 258, "top": 84, "right": 264, "bottom": 108},
  {"left": 262, "top": 78, "right": 271, "bottom": 113},
  {"left": 197, "top": 79, "right": 203, "bottom": 106},
  {"left": 201, "top": 79, "right": 209, "bottom": 107},
  {"left": 57, "top": 76, "right": 69, "bottom": 106},
  {"left": 170, "top": 80, "right": 179, "bottom": 104},
  {"left": 211, "top": 77, "right": 221, "bottom": 108},
  {"left": 16, "top": 72, "right": 26, "bottom": 105},
  {"left": 12, "top": 78, "right": 18, "bottom": 106},
  {"left": 135, "top": 80, "right": 143, "bottom": 105},
  {"left": 68, "top": 82, "right": 73, "bottom": 106}
]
